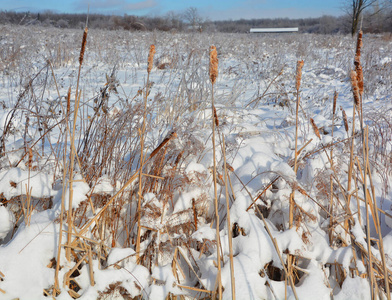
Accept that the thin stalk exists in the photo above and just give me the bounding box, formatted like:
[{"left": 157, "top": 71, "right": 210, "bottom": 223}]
[
  {"left": 136, "top": 44, "right": 155, "bottom": 261},
  {"left": 211, "top": 85, "right": 222, "bottom": 299},
  {"left": 66, "top": 26, "right": 88, "bottom": 262},
  {"left": 54, "top": 88, "right": 71, "bottom": 295},
  {"left": 221, "top": 134, "right": 235, "bottom": 300}
]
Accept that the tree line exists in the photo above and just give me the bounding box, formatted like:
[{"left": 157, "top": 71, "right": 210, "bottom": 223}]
[{"left": 0, "top": 6, "right": 391, "bottom": 35}]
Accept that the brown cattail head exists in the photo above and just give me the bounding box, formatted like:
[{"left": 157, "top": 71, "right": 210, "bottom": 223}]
[
  {"left": 79, "top": 27, "right": 88, "bottom": 65},
  {"left": 28, "top": 148, "right": 33, "bottom": 169},
  {"left": 350, "top": 70, "right": 361, "bottom": 112},
  {"left": 341, "top": 108, "right": 349, "bottom": 132},
  {"left": 354, "top": 30, "right": 363, "bottom": 67},
  {"left": 332, "top": 91, "right": 338, "bottom": 116},
  {"left": 67, "top": 86, "right": 71, "bottom": 116},
  {"left": 310, "top": 118, "right": 321, "bottom": 139},
  {"left": 147, "top": 44, "right": 155, "bottom": 73},
  {"left": 209, "top": 46, "right": 218, "bottom": 85},
  {"left": 226, "top": 163, "right": 234, "bottom": 172},
  {"left": 213, "top": 105, "right": 219, "bottom": 127},
  {"left": 356, "top": 64, "right": 364, "bottom": 96},
  {"left": 295, "top": 60, "right": 304, "bottom": 91}
]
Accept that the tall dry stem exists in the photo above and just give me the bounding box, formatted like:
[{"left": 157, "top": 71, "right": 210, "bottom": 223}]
[
  {"left": 54, "top": 87, "right": 71, "bottom": 295},
  {"left": 66, "top": 25, "right": 88, "bottom": 262},
  {"left": 290, "top": 60, "right": 304, "bottom": 229},
  {"left": 221, "top": 135, "right": 235, "bottom": 300},
  {"left": 209, "top": 45, "right": 222, "bottom": 299},
  {"left": 136, "top": 44, "right": 155, "bottom": 261},
  {"left": 328, "top": 91, "right": 338, "bottom": 244}
]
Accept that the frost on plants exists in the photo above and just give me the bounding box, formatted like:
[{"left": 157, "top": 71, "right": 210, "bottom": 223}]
[{"left": 0, "top": 25, "right": 392, "bottom": 300}]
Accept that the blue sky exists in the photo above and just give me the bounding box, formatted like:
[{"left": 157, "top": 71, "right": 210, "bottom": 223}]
[{"left": 0, "top": 0, "right": 344, "bottom": 20}]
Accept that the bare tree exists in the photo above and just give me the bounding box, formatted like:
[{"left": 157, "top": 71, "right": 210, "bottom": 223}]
[
  {"left": 183, "top": 7, "right": 203, "bottom": 32},
  {"left": 346, "top": 0, "right": 377, "bottom": 35}
]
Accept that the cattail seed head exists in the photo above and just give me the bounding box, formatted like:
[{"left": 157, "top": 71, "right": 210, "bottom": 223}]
[
  {"left": 350, "top": 70, "right": 361, "bottom": 112},
  {"left": 341, "top": 108, "right": 349, "bottom": 132},
  {"left": 79, "top": 27, "right": 88, "bottom": 65},
  {"left": 332, "top": 91, "right": 338, "bottom": 116},
  {"left": 147, "top": 44, "right": 155, "bottom": 73},
  {"left": 354, "top": 30, "right": 363, "bottom": 67},
  {"left": 226, "top": 163, "right": 234, "bottom": 172},
  {"left": 213, "top": 106, "right": 219, "bottom": 127},
  {"left": 295, "top": 60, "right": 304, "bottom": 91},
  {"left": 28, "top": 148, "right": 33, "bottom": 169},
  {"left": 310, "top": 118, "right": 321, "bottom": 139},
  {"left": 67, "top": 86, "right": 71, "bottom": 116},
  {"left": 356, "top": 64, "right": 364, "bottom": 96},
  {"left": 209, "top": 46, "right": 218, "bottom": 85}
]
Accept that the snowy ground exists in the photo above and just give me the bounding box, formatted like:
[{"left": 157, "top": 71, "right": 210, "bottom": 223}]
[{"left": 0, "top": 25, "right": 392, "bottom": 299}]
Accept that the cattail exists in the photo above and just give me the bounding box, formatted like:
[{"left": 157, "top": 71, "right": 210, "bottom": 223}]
[
  {"left": 310, "top": 118, "right": 321, "bottom": 139},
  {"left": 213, "top": 106, "right": 219, "bottom": 127},
  {"left": 350, "top": 70, "right": 361, "bottom": 112},
  {"left": 354, "top": 31, "right": 364, "bottom": 96},
  {"left": 79, "top": 27, "right": 88, "bottom": 65},
  {"left": 295, "top": 60, "right": 304, "bottom": 91},
  {"left": 28, "top": 148, "right": 33, "bottom": 169},
  {"left": 149, "top": 131, "right": 177, "bottom": 159},
  {"left": 332, "top": 91, "right": 338, "bottom": 116},
  {"left": 341, "top": 108, "right": 349, "bottom": 132},
  {"left": 356, "top": 64, "right": 364, "bottom": 96},
  {"left": 66, "top": 86, "right": 71, "bottom": 116},
  {"left": 354, "top": 30, "right": 363, "bottom": 67},
  {"left": 209, "top": 46, "right": 218, "bottom": 85},
  {"left": 147, "top": 44, "right": 155, "bottom": 73}
]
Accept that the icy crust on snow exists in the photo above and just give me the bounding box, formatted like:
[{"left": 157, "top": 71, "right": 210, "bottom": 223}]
[
  {"left": 1, "top": 29, "right": 392, "bottom": 300},
  {"left": 173, "top": 188, "right": 203, "bottom": 214},
  {"left": 0, "top": 211, "right": 58, "bottom": 300},
  {"left": 0, "top": 205, "right": 13, "bottom": 240},
  {"left": 52, "top": 176, "right": 90, "bottom": 210},
  {"left": 0, "top": 167, "right": 55, "bottom": 199},
  {"left": 149, "top": 264, "right": 184, "bottom": 298}
]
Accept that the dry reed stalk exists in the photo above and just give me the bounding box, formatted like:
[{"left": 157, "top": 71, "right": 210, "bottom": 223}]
[
  {"left": 23, "top": 147, "right": 33, "bottom": 226},
  {"left": 136, "top": 45, "right": 155, "bottom": 261},
  {"left": 69, "top": 134, "right": 167, "bottom": 245},
  {"left": 54, "top": 86, "right": 72, "bottom": 295},
  {"left": 345, "top": 99, "right": 357, "bottom": 241},
  {"left": 66, "top": 24, "right": 88, "bottom": 264},
  {"left": 66, "top": 90, "right": 82, "bottom": 262},
  {"left": 290, "top": 60, "right": 304, "bottom": 229},
  {"left": 361, "top": 126, "right": 376, "bottom": 299},
  {"left": 328, "top": 91, "right": 338, "bottom": 245},
  {"left": 209, "top": 44, "right": 222, "bottom": 299},
  {"left": 87, "top": 245, "right": 95, "bottom": 286},
  {"left": 221, "top": 134, "right": 235, "bottom": 300},
  {"left": 361, "top": 127, "right": 391, "bottom": 299}
]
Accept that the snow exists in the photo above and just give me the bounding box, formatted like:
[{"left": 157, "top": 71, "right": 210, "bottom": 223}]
[
  {"left": 0, "top": 26, "right": 392, "bottom": 299},
  {"left": 0, "top": 205, "right": 12, "bottom": 240}
]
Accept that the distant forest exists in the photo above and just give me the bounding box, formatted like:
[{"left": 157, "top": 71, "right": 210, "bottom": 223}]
[{"left": 0, "top": 9, "right": 391, "bottom": 35}]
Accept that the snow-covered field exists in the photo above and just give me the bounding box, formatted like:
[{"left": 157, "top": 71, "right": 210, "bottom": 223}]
[{"left": 0, "top": 25, "right": 392, "bottom": 299}]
